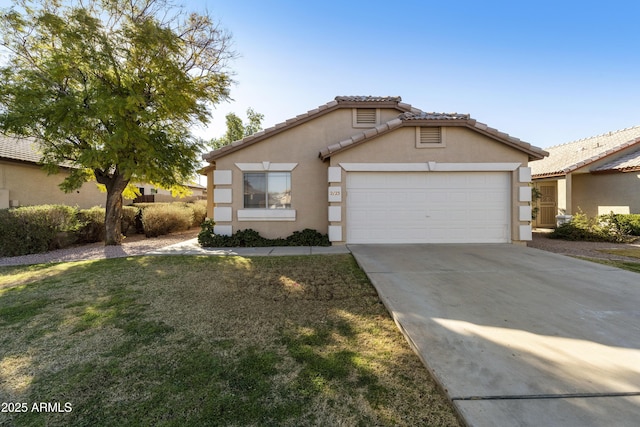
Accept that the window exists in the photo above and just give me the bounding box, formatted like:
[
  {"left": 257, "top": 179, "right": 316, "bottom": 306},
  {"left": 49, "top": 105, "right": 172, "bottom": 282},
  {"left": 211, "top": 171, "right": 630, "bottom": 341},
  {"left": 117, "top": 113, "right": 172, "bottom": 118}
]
[{"left": 244, "top": 172, "right": 291, "bottom": 208}]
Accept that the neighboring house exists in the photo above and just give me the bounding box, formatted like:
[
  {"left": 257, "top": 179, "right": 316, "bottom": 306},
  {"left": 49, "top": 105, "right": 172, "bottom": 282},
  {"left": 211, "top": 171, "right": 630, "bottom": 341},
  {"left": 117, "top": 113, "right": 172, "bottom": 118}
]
[
  {"left": 0, "top": 136, "right": 105, "bottom": 209},
  {"left": 201, "top": 96, "right": 547, "bottom": 244},
  {"left": 134, "top": 182, "right": 206, "bottom": 203},
  {"left": 0, "top": 135, "right": 205, "bottom": 209},
  {"left": 530, "top": 126, "right": 640, "bottom": 228}
]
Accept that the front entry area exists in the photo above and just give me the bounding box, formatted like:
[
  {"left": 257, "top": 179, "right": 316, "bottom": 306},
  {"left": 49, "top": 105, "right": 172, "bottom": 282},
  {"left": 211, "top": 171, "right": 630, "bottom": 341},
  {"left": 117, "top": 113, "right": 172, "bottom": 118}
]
[{"left": 346, "top": 171, "right": 511, "bottom": 244}]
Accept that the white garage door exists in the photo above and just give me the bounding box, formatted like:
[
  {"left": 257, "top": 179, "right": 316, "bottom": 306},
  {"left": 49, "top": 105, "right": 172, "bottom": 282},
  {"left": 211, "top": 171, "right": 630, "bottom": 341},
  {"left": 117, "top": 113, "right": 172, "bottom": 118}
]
[{"left": 346, "top": 172, "right": 510, "bottom": 244}]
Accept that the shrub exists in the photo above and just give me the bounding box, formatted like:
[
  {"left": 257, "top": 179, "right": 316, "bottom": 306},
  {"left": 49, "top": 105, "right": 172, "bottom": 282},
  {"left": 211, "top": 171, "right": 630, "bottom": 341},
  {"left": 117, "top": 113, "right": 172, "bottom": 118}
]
[
  {"left": 614, "top": 214, "right": 640, "bottom": 236},
  {"left": 286, "top": 228, "right": 330, "bottom": 246},
  {"left": 75, "top": 206, "right": 140, "bottom": 243},
  {"left": 549, "top": 210, "right": 636, "bottom": 242},
  {"left": 187, "top": 200, "right": 208, "bottom": 227},
  {"left": 141, "top": 203, "right": 193, "bottom": 237},
  {"left": 76, "top": 207, "right": 106, "bottom": 243},
  {"left": 198, "top": 221, "right": 330, "bottom": 247},
  {"left": 121, "top": 206, "right": 139, "bottom": 236},
  {"left": 0, "top": 205, "right": 79, "bottom": 256}
]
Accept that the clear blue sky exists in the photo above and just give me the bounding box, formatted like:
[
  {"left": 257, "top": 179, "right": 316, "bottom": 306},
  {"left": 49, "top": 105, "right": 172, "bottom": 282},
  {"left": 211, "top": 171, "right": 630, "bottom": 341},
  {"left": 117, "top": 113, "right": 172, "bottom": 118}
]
[
  {"left": 2, "top": 0, "right": 640, "bottom": 149},
  {"left": 195, "top": 0, "right": 640, "bottom": 148}
]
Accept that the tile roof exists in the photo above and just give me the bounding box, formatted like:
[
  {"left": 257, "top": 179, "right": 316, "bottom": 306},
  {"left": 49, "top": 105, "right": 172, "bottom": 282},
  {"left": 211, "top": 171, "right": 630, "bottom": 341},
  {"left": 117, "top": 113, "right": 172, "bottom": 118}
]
[
  {"left": 0, "top": 135, "right": 44, "bottom": 164},
  {"left": 400, "top": 112, "right": 470, "bottom": 121},
  {"left": 319, "top": 112, "right": 547, "bottom": 161},
  {"left": 334, "top": 96, "right": 402, "bottom": 103},
  {"left": 530, "top": 126, "right": 640, "bottom": 177},
  {"left": 202, "top": 96, "right": 422, "bottom": 162},
  {"left": 592, "top": 148, "right": 640, "bottom": 172}
]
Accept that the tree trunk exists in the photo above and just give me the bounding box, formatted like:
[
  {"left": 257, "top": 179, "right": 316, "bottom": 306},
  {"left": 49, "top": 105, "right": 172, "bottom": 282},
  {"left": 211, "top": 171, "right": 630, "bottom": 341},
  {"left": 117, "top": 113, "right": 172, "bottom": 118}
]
[{"left": 96, "top": 169, "right": 129, "bottom": 246}]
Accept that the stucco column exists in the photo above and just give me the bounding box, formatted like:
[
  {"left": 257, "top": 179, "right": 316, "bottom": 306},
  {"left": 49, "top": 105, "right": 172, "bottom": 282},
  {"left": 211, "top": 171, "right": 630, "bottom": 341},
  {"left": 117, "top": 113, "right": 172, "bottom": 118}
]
[
  {"left": 565, "top": 173, "right": 573, "bottom": 215},
  {"left": 206, "top": 169, "right": 214, "bottom": 218}
]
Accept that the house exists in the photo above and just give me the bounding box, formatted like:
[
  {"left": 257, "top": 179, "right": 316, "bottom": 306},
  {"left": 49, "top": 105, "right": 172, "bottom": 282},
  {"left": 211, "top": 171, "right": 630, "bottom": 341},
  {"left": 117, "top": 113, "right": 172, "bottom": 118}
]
[
  {"left": 0, "top": 136, "right": 105, "bottom": 209},
  {"left": 0, "top": 135, "right": 205, "bottom": 209},
  {"left": 530, "top": 126, "right": 640, "bottom": 228},
  {"left": 201, "top": 96, "right": 547, "bottom": 244},
  {"left": 133, "top": 182, "right": 206, "bottom": 204}
]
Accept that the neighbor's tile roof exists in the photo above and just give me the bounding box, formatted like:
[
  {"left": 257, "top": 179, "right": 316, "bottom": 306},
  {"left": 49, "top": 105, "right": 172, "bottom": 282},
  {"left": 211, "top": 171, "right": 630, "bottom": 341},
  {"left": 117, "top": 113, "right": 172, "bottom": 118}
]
[
  {"left": 530, "top": 126, "right": 640, "bottom": 177},
  {"left": 592, "top": 148, "right": 640, "bottom": 172},
  {"left": 334, "top": 96, "right": 402, "bottom": 103},
  {"left": 400, "top": 112, "right": 470, "bottom": 121},
  {"left": 202, "top": 96, "right": 422, "bottom": 162},
  {"left": 319, "top": 111, "right": 547, "bottom": 161},
  {"left": 0, "top": 135, "right": 44, "bottom": 163}
]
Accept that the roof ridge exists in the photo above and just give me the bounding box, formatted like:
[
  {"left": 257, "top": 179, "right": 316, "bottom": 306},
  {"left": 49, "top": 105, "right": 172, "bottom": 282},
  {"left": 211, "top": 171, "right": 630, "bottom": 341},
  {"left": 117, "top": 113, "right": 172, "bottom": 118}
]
[
  {"left": 546, "top": 125, "right": 640, "bottom": 150},
  {"left": 334, "top": 95, "right": 402, "bottom": 103},
  {"left": 319, "top": 113, "right": 547, "bottom": 161},
  {"left": 203, "top": 96, "right": 412, "bottom": 162}
]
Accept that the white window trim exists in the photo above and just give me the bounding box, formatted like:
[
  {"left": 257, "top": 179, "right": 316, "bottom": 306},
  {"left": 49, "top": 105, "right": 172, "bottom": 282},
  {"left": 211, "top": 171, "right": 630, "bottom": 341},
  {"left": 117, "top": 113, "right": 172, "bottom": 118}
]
[
  {"left": 235, "top": 162, "right": 297, "bottom": 171},
  {"left": 237, "top": 209, "right": 296, "bottom": 221},
  {"left": 416, "top": 127, "right": 447, "bottom": 148},
  {"left": 352, "top": 108, "right": 380, "bottom": 128}
]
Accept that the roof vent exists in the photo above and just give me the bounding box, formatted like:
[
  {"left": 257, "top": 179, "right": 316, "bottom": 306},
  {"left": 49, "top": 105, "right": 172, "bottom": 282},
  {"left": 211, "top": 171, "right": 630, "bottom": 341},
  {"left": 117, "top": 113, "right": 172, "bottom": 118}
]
[{"left": 356, "top": 108, "right": 376, "bottom": 124}]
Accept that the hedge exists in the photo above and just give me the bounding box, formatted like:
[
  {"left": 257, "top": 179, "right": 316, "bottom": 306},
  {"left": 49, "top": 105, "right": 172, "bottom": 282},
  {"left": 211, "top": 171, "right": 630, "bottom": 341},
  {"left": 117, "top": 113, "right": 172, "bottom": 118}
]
[
  {"left": 198, "top": 220, "right": 330, "bottom": 247},
  {"left": 0, "top": 201, "right": 208, "bottom": 257},
  {"left": 0, "top": 205, "right": 79, "bottom": 256},
  {"left": 549, "top": 211, "right": 640, "bottom": 242},
  {"left": 140, "top": 204, "right": 193, "bottom": 237}
]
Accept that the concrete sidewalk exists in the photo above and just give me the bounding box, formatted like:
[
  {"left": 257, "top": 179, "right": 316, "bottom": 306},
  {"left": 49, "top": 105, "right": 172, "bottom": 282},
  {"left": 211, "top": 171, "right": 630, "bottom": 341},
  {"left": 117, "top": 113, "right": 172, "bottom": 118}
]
[
  {"left": 349, "top": 244, "right": 640, "bottom": 427},
  {"left": 145, "top": 238, "right": 351, "bottom": 256}
]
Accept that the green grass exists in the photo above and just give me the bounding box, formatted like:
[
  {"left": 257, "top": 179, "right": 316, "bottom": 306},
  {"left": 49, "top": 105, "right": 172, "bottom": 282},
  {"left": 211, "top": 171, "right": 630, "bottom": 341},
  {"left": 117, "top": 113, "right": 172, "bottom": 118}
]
[
  {"left": 577, "top": 256, "right": 640, "bottom": 274},
  {"left": 576, "top": 248, "right": 640, "bottom": 273},
  {"left": 0, "top": 255, "right": 460, "bottom": 427},
  {"left": 597, "top": 248, "right": 640, "bottom": 260}
]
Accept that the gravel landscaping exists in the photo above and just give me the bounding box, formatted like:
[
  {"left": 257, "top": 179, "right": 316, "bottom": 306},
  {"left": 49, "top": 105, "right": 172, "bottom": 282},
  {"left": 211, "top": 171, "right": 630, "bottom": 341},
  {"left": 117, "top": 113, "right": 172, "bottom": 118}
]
[
  {"left": 3, "top": 228, "right": 640, "bottom": 268},
  {"left": 0, "top": 228, "right": 200, "bottom": 267},
  {"left": 527, "top": 229, "right": 640, "bottom": 261}
]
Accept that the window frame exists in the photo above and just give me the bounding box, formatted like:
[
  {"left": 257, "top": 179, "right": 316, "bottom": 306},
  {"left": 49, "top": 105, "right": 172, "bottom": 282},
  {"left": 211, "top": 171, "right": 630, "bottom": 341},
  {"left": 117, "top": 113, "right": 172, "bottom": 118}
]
[{"left": 243, "top": 171, "right": 292, "bottom": 209}]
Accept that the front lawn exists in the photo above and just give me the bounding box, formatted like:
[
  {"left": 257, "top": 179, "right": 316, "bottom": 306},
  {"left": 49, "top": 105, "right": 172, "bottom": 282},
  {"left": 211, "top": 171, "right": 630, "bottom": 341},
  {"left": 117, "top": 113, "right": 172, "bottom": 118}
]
[{"left": 0, "top": 255, "right": 460, "bottom": 426}]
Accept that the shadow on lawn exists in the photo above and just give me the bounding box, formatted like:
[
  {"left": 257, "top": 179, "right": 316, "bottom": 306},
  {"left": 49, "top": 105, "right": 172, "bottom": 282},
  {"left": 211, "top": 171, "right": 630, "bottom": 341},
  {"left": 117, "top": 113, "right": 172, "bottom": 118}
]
[{"left": 0, "top": 255, "right": 459, "bottom": 427}]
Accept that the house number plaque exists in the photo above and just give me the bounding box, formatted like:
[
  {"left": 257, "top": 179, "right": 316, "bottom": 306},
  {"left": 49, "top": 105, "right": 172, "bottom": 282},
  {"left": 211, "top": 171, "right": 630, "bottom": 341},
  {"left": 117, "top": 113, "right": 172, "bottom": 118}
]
[{"left": 328, "top": 187, "right": 342, "bottom": 202}]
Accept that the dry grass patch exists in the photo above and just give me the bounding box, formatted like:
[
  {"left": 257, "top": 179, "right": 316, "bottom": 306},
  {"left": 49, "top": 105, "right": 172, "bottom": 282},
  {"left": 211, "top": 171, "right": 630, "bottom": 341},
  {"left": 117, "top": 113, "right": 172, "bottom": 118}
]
[
  {"left": 597, "top": 248, "right": 640, "bottom": 260},
  {"left": 0, "top": 255, "right": 460, "bottom": 426}
]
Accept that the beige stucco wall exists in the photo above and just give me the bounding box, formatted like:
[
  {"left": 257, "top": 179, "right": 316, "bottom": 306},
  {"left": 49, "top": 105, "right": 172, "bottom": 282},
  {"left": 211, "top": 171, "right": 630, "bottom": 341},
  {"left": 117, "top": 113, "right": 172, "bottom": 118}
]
[
  {"left": 330, "top": 126, "right": 531, "bottom": 243},
  {"left": 0, "top": 161, "right": 106, "bottom": 209},
  {"left": 571, "top": 172, "right": 640, "bottom": 217},
  {"left": 330, "top": 127, "right": 526, "bottom": 163},
  {"left": 208, "top": 111, "right": 533, "bottom": 242},
  {"left": 210, "top": 108, "right": 398, "bottom": 239}
]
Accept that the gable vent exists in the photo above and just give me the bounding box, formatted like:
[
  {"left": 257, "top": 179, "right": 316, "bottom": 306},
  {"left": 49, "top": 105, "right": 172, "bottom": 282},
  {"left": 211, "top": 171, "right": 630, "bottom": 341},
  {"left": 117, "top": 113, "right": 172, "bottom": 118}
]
[
  {"left": 356, "top": 108, "right": 377, "bottom": 124},
  {"left": 420, "top": 127, "right": 442, "bottom": 144}
]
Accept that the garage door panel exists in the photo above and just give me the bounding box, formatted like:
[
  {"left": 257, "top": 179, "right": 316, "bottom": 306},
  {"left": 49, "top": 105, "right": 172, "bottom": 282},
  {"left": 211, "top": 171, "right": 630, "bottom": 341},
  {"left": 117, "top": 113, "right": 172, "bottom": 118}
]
[{"left": 347, "top": 172, "right": 510, "bottom": 244}]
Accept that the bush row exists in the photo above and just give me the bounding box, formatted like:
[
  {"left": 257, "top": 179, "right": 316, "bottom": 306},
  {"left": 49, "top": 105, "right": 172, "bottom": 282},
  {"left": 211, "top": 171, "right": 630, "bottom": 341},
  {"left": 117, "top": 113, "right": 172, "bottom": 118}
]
[
  {"left": 0, "top": 205, "right": 79, "bottom": 256},
  {"left": 198, "top": 219, "right": 330, "bottom": 247},
  {"left": 549, "top": 212, "right": 640, "bottom": 242},
  {"left": 0, "top": 201, "right": 207, "bottom": 257},
  {"left": 140, "top": 202, "right": 205, "bottom": 237}
]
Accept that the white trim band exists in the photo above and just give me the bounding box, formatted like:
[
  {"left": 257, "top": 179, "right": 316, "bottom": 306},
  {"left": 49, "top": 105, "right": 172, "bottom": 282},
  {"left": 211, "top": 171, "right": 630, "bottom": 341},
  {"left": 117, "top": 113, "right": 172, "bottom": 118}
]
[
  {"left": 235, "top": 162, "right": 298, "bottom": 171},
  {"left": 339, "top": 162, "right": 521, "bottom": 172},
  {"left": 237, "top": 209, "right": 296, "bottom": 221}
]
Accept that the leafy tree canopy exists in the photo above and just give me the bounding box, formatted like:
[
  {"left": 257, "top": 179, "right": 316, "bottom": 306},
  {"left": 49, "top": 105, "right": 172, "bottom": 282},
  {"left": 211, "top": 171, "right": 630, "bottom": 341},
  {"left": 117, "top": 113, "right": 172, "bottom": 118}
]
[
  {"left": 210, "top": 107, "right": 264, "bottom": 149},
  {"left": 0, "top": 0, "right": 235, "bottom": 244}
]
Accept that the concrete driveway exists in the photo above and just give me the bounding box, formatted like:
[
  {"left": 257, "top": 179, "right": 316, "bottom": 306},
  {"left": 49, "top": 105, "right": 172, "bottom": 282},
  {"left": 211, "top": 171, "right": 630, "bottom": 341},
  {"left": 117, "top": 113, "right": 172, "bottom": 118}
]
[{"left": 348, "top": 244, "right": 640, "bottom": 427}]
